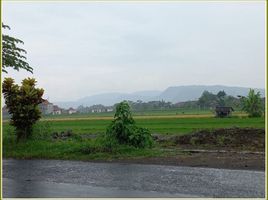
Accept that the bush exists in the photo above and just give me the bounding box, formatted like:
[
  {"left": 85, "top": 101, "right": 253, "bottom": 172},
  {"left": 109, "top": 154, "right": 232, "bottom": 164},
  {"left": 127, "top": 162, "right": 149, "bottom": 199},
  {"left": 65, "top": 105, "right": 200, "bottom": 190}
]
[
  {"left": 241, "top": 89, "right": 263, "bottom": 117},
  {"left": 106, "top": 101, "right": 153, "bottom": 148},
  {"left": 2, "top": 77, "right": 44, "bottom": 141}
]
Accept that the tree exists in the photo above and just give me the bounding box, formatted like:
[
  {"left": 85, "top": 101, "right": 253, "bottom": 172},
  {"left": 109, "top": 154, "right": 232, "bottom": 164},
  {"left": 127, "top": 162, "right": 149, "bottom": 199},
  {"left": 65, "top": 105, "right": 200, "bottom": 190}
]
[
  {"left": 241, "top": 89, "right": 263, "bottom": 117},
  {"left": 197, "top": 90, "right": 218, "bottom": 109},
  {"left": 2, "top": 23, "right": 33, "bottom": 73},
  {"left": 217, "top": 90, "right": 226, "bottom": 106},
  {"left": 106, "top": 101, "right": 153, "bottom": 148},
  {"left": 217, "top": 90, "right": 226, "bottom": 99},
  {"left": 3, "top": 77, "right": 44, "bottom": 141}
]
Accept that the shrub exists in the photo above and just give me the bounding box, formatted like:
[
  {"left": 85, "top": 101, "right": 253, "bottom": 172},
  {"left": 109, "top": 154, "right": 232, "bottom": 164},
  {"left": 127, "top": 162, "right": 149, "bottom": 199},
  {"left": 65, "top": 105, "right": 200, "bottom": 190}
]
[
  {"left": 106, "top": 101, "right": 153, "bottom": 148},
  {"left": 241, "top": 89, "right": 263, "bottom": 117},
  {"left": 2, "top": 77, "right": 44, "bottom": 141}
]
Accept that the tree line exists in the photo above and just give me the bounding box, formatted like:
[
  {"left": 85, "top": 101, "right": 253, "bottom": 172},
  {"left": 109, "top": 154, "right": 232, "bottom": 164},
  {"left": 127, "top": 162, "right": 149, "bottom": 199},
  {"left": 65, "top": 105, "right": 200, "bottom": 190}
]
[{"left": 76, "top": 90, "right": 265, "bottom": 113}]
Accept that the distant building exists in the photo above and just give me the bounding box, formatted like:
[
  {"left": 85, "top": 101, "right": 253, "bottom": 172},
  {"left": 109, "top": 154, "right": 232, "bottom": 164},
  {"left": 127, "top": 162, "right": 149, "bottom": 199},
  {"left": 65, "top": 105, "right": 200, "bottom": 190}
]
[
  {"left": 39, "top": 100, "right": 54, "bottom": 115},
  {"left": 215, "top": 106, "right": 234, "bottom": 117},
  {"left": 53, "top": 105, "right": 62, "bottom": 115},
  {"left": 91, "top": 109, "right": 100, "bottom": 113},
  {"left": 68, "top": 107, "right": 77, "bottom": 114},
  {"left": 90, "top": 104, "right": 106, "bottom": 113},
  {"left": 106, "top": 107, "right": 114, "bottom": 112}
]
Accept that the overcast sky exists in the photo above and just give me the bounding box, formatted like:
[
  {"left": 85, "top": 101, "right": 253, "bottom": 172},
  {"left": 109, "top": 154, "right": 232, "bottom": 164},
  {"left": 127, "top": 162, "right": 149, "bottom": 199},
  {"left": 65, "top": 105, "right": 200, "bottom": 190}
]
[{"left": 2, "top": 1, "right": 266, "bottom": 102}]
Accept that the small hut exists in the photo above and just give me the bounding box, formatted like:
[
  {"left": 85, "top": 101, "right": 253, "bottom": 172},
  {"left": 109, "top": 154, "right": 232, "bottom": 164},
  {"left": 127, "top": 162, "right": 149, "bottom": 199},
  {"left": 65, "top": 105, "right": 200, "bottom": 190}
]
[{"left": 215, "top": 106, "right": 234, "bottom": 117}]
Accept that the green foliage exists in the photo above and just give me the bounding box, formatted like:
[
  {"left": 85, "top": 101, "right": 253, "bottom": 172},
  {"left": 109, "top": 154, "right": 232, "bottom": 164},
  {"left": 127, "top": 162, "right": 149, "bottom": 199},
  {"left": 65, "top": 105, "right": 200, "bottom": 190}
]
[
  {"left": 217, "top": 90, "right": 226, "bottom": 98},
  {"left": 2, "top": 23, "right": 33, "bottom": 73},
  {"left": 79, "top": 135, "right": 118, "bottom": 154},
  {"left": 123, "top": 100, "right": 173, "bottom": 111},
  {"left": 127, "top": 126, "right": 153, "bottom": 148},
  {"left": 3, "top": 135, "right": 164, "bottom": 161},
  {"left": 2, "top": 77, "right": 44, "bottom": 141},
  {"left": 106, "top": 101, "right": 153, "bottom": 148},
  {"left": 32, "top": 121, "right": 52, "bottom": 140},
  {"left": 224, "top": 95, "right": 242, "bottom": 109},
  {"left": 114, "top": 101, "right": 134, "bottom": 124},
  {"left": 216, "top": 90, "right": 226, "bottom": 106},
  {"left": 241, "top": 89, "right": 263, "bottom": 117},
  {"left": 197, "top": 90, "right": 244, "bottom": 109},
  {"left": 197, "top": 90, "right": 219, "bottom": 108}
]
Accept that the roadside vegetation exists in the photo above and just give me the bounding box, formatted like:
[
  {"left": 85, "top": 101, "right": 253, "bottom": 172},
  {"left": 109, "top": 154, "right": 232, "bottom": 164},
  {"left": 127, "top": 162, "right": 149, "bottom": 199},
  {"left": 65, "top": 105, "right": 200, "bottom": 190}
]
[
  {"left": 241, "top": 89, "right": 264, "bottom": 117},
  {"left": 3, "top": 112, "right": 265, "bottom": 160},
  {"left": 3, "top": 78, "right": 44, "bottom": 141},
  {"left": 105, "top": 101, "right": 153, "bottom": 148}
]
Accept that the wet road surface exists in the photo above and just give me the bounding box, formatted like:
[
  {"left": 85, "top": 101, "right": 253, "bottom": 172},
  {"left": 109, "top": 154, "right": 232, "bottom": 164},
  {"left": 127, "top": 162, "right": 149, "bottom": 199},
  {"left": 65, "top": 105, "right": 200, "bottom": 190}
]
[{"left": 3, "top": 159, "right": 265, "bottom": 198}]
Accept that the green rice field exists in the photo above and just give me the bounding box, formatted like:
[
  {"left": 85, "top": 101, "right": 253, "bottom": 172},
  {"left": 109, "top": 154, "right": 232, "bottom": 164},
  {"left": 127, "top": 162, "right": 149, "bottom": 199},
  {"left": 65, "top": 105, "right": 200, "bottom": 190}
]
[{"left": 3, "top": 115, "right": 265, "bottom": 136}]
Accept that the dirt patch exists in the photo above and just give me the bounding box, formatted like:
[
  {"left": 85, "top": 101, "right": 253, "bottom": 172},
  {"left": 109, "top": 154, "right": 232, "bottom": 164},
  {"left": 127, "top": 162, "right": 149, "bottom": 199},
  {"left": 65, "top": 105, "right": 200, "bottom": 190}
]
[
  {"left": 154, "top": 128, "right": 265, "bottom": 151},
  {"left": 105, "top": 152, "right": 265, "bottom": 171}
]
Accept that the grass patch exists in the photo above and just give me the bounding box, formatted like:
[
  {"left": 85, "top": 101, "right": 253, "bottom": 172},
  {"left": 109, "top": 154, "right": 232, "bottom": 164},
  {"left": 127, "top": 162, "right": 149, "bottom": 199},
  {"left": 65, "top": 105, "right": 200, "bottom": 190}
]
[
  {"left": 3, "top": 115, "right": 265, "bottom": 161},
  {"left": 3, "top": 127, "right": 164, "bottom": 161},
  {"left": 3, "top": 139, "right": 166, "bottom": 161},
  {"left": 3, "top": 116, "right": 264, "bottom": 135}
]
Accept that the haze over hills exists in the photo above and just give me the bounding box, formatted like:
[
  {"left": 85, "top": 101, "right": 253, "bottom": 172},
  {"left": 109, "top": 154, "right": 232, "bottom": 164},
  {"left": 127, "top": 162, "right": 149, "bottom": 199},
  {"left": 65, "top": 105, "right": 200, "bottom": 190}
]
[{"left": 55, "top": 85, "right": 265, "bottom": 109}]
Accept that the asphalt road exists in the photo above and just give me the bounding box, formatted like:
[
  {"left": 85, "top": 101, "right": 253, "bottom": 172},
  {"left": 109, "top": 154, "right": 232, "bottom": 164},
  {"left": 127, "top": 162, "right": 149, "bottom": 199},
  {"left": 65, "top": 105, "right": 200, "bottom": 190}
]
[{"left": 3, "top": 159, "right": 265, "bottom": 198}]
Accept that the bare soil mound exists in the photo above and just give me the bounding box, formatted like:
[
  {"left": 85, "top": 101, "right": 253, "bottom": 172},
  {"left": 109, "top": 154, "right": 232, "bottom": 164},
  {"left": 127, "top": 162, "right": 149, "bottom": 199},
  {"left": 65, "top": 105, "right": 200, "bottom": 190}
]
[
  {"left": 175, "top": 127, "right": 265, "bottom": 151},
  {"left": 110, "top": 152, "right": 265, "bottom": 171}
]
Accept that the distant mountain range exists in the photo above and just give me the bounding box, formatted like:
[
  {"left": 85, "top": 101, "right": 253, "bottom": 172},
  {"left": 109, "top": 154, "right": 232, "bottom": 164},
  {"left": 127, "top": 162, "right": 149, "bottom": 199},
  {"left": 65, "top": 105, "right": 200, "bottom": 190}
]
[{"left": 54, "top": 85, "right": 265, "bottom": 109}]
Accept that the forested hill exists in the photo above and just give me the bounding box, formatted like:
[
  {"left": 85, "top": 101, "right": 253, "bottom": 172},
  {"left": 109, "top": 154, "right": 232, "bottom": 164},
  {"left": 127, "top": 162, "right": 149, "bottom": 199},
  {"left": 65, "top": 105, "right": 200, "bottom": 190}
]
[{"left": 55, "top": 85, "right": 265, "bottom": 108}]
